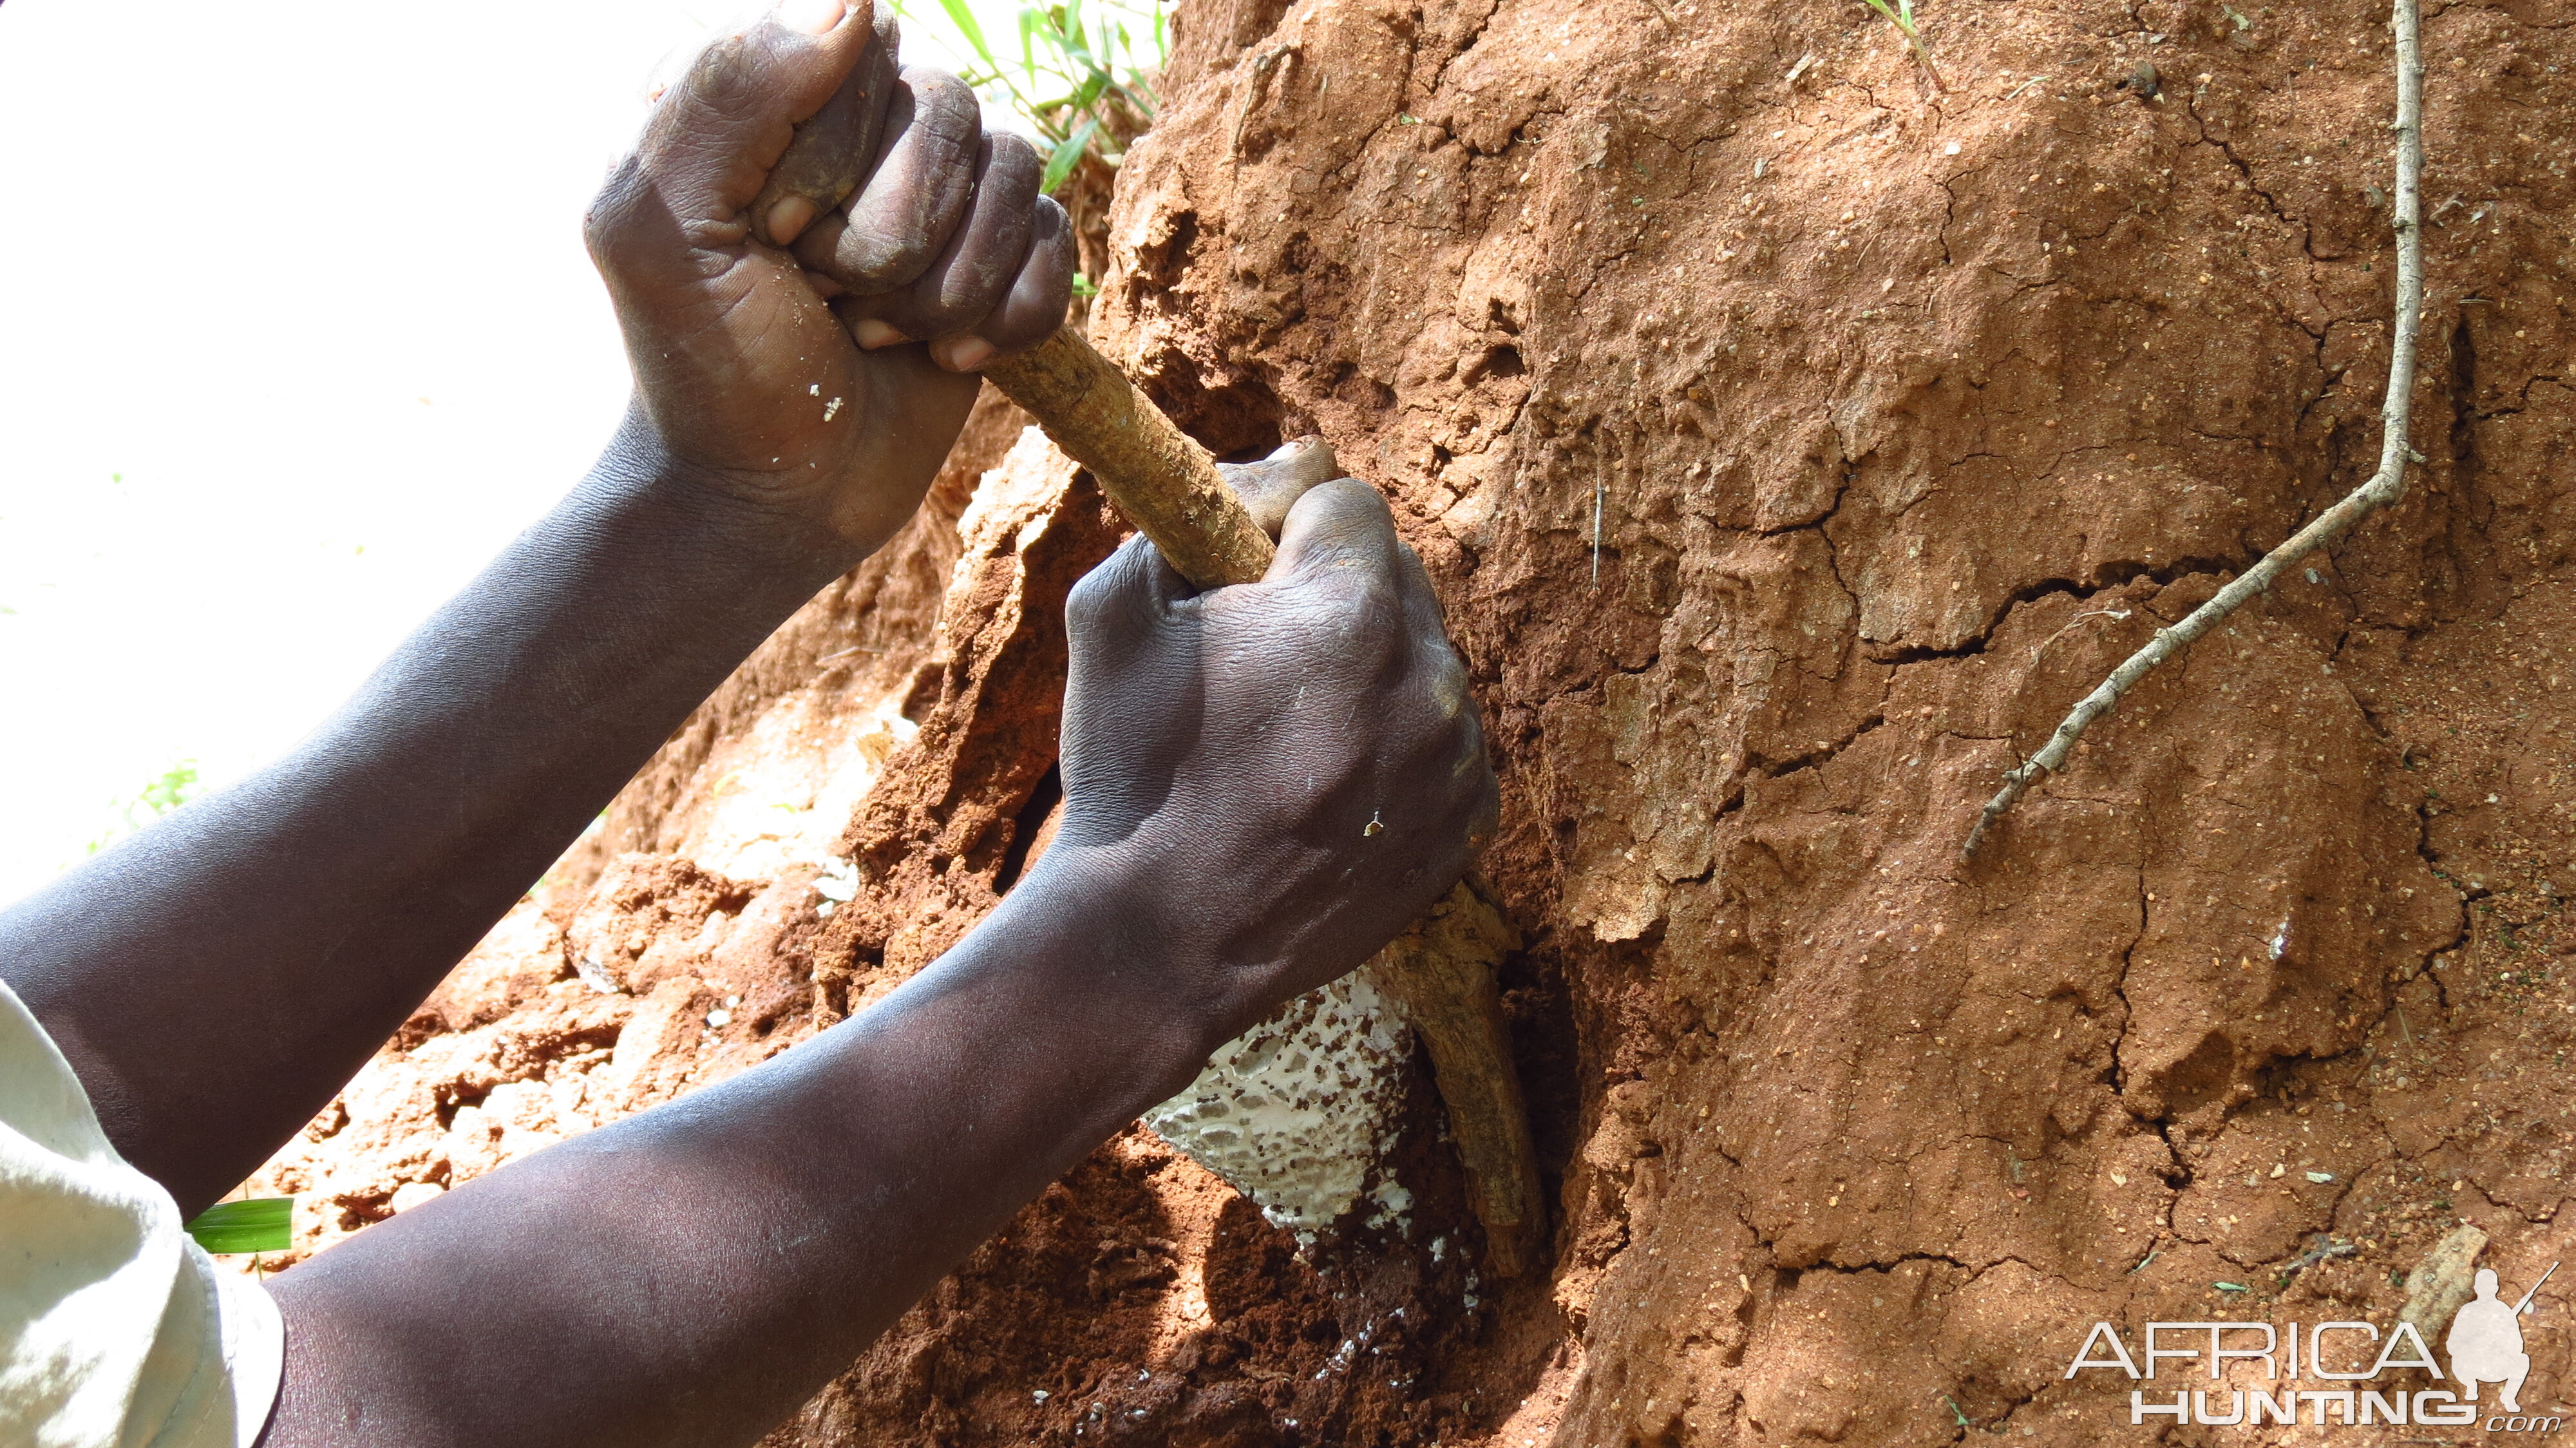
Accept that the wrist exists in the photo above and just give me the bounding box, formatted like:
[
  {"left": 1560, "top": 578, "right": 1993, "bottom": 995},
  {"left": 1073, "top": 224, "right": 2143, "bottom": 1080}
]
[
  {"left": 971, "top": 849, "right": 1249, "bottom": 1086},
  {"left": 591, "top": 404, "right": 873, "bottom": 591}
]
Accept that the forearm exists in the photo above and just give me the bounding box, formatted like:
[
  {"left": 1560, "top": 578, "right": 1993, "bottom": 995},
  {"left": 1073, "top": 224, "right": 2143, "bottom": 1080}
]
[
  {"left": 0, "top": 410, "right": 871, "bottom": 1213},
  {"left": 261, "top": 863, "right": 1213, "bottom": 1448}
]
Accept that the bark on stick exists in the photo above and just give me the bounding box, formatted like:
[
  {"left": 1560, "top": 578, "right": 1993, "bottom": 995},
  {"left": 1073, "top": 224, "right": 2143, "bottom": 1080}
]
[{"left": 983, "top": 328, "right": 1276, "bottom": 591}]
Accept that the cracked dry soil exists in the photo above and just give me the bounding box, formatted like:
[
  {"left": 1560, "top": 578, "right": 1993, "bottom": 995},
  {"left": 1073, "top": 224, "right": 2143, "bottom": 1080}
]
[{"left": 231, "top": 0, "right": 2576, "bottom": 1442}]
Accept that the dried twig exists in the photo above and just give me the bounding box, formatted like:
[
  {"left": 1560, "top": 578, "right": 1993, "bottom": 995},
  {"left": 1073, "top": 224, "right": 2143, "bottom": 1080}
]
[{"left": 1962, "top": 0, "right": 2426, "bottom": 861}]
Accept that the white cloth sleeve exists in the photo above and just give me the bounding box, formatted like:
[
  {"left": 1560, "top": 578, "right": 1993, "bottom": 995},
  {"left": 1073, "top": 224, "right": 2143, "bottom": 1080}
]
[{"left": 0, "top": 977, "right": 285, "bottom": 1448}]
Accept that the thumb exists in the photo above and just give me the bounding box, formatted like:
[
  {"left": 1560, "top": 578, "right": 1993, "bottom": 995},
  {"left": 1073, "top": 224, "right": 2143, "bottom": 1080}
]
[
  {"left": 1067, "top": 534, "right": 1191, "bottom": 648},
  {"left": 1264, "top": 477, "right": 1402, "bottom": 589},
  {"left": 634, "top": 0, "right": 875, "bottom": 226},
  {"left": 1218, "top": 436, "right": 1345, "bottom": 538}
]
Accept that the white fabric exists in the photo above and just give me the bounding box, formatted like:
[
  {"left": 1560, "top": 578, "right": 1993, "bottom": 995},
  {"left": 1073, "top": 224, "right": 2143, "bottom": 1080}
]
[{"left": 0, "top": 977, "right": 283, "bottom": 1448}]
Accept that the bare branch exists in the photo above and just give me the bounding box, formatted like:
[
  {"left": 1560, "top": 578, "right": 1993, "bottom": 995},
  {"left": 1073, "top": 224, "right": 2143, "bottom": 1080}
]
[{"left": 1962, "top": 0, "right": 2427, "bottom": 861}]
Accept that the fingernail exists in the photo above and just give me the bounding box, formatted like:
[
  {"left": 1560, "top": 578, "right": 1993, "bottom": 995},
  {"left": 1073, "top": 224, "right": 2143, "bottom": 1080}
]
[
  {"left": 936, "top": 336, "right": 996, "bottom": 372},
  {"left": 776, "top": 0, "right": 845, "bottom": 35},
  {"left": 851, "top": 318, "right": 906, "bottom": 348},
  {"left": 765, "top": 195, "right": 818, "bottom": 245}
]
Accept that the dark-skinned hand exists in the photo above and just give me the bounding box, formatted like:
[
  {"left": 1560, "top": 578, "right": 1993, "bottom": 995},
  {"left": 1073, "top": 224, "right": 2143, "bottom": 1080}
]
[
  {"left": 1045, "top": 439, "right": 1501, "bottom": 1045},
  {"left": 0, "top": 2, "right": 1495, "bottom": 1442},
  {"left": 589, "top": 0, "right": 1073, "bottom": 548}
]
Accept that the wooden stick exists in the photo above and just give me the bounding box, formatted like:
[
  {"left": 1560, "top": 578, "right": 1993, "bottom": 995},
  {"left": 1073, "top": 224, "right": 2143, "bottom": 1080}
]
[
  {"left": 984, "top": 328, "right": 1545, "bottom": 1273},
  {"left": 983, "top": 329, "right": 1277, "bottom": 591},
  {"left": 1962, "top": 0, "right": 2427, "bottom": 861},
  {"left": 1364, "top": 881, "right": 1544, "bottom": 1277}
]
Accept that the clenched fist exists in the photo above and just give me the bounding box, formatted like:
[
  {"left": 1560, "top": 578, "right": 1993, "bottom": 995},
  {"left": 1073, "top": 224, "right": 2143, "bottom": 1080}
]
[
  {"left": 586, "top": 0, "right": 1072, "bottom": 549},
  {"left": 1039, "top": 443, "right": 1502, "bottom": 1045}
]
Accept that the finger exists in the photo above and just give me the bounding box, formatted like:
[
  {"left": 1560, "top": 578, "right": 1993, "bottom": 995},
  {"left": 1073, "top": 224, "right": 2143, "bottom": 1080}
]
[
  {"left": 794, "top": 66, "right": 981, "bottom": 302},
  {"left": 629, "top": 0, "right": 873, "bottom": 228},
  {"left": 1393, "top": 538, "right": 1477, "bottom": 727},
  {"left": 1066, "top": 533, "right": 1192, "bottom": 647},
  {"left": 1265, "top": 477, "right": 1405, "bottom": 590},
  {"left": 1217, "top": 437, "right": 1343, "bottom": 538},
  {"left": 946, "top": 195, "right": 1077, "bottom": 366},
  {"left": 750, "top": 8, "right": 902, "bottom": 247},
  {"left": 841, "top": 132, "right": 1041, "bottom": 352}
]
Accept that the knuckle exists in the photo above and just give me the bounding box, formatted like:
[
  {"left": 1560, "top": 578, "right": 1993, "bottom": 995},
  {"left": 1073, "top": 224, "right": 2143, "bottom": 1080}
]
[
  {"left": 694, "top": 35, "right": 763, "bottom": 110},
  {"left": 1065, "top": 543, "right": 1146, "bottom": 633},
  {"left": 987, "top": 130, "right": 1042, "bottom": 176},
  {"left": 1306, "top": 575, "right": 1405, "bottom": 659},
  {"left": 583, "top": 163, "right": 652, "bottom": 262},
  {"left": 1064, "top": 569, "right": 1116, "bottom": 631}
]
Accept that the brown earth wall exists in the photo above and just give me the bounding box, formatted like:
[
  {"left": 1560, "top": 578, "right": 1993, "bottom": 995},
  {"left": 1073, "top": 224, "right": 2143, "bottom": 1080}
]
[{"left": 241, "top": 0, "right": 2576, "bottom": 1442}]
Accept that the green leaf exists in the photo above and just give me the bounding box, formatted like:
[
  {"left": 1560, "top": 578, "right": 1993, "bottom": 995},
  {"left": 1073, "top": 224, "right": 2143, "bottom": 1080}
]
[
  {"left": 1042, "top": 117, "right": 1100, "bottom": 193},
  {"left": 186, "top": 1196, "right": 293, "bottom": 1255},
  {"left": 936, "top": 0, "right": 995, "bottom": 66}
]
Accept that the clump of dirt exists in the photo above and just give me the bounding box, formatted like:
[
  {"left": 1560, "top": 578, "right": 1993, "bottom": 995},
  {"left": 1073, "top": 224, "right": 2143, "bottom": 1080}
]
[{"left": 243, "top": 0, "right": 2576, "bottom": 1442}]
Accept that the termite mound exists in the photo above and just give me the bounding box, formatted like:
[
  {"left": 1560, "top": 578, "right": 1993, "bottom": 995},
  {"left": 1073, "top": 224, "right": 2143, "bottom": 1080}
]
[{"left": 244, "top": 0, "right": 2576, "bottom": 1442}]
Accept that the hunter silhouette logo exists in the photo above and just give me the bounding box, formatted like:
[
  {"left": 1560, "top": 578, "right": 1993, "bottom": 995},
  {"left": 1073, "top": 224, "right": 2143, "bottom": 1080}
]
[
  {"left": 2063, "top": 1260, "right": 2562, "bottom": 1431},
  {"left": 2453, "top": 1264, "right": 2555, "bottom": 1415}
]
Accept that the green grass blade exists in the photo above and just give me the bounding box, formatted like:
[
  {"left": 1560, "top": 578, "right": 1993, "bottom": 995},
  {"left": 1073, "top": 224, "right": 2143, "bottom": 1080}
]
[
  {"left": 185, "top": 1196, "right": 292, "bottom": 1255},
  {"left": 1041, "top": 117, "right": 1100, "bottom": 192},
  {"left": 936, "top": 0, "right": 996, "bottom": 66}
]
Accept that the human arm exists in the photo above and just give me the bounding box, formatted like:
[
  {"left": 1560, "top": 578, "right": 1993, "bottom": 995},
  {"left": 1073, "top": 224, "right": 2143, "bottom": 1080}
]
[
  {"left": 0, "top": 0, "right": 1070, "bottom": 1216},
  {"left": 259, "top": 477, "right": 1500, "bottom": 1448}
]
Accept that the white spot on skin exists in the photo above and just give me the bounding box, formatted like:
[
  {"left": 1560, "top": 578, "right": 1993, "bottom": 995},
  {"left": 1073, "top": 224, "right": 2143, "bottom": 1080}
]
[
  {"left": 823, "top": 396, "right": 843, "bottom": 422},
  {"left": 2269, "top": 919, "right": 2290, "bottom": 960}
]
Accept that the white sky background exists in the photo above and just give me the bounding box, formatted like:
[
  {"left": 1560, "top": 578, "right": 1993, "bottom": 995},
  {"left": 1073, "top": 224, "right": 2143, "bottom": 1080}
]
[{"left": 0, "top": 0, "right": 1038, "bottom": 903}]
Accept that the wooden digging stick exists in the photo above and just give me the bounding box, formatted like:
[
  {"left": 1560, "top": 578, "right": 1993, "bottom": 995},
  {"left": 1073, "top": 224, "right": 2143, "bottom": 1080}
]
[{"left": 984, "top": 327, "right": 1546, "bottom": 1275}]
